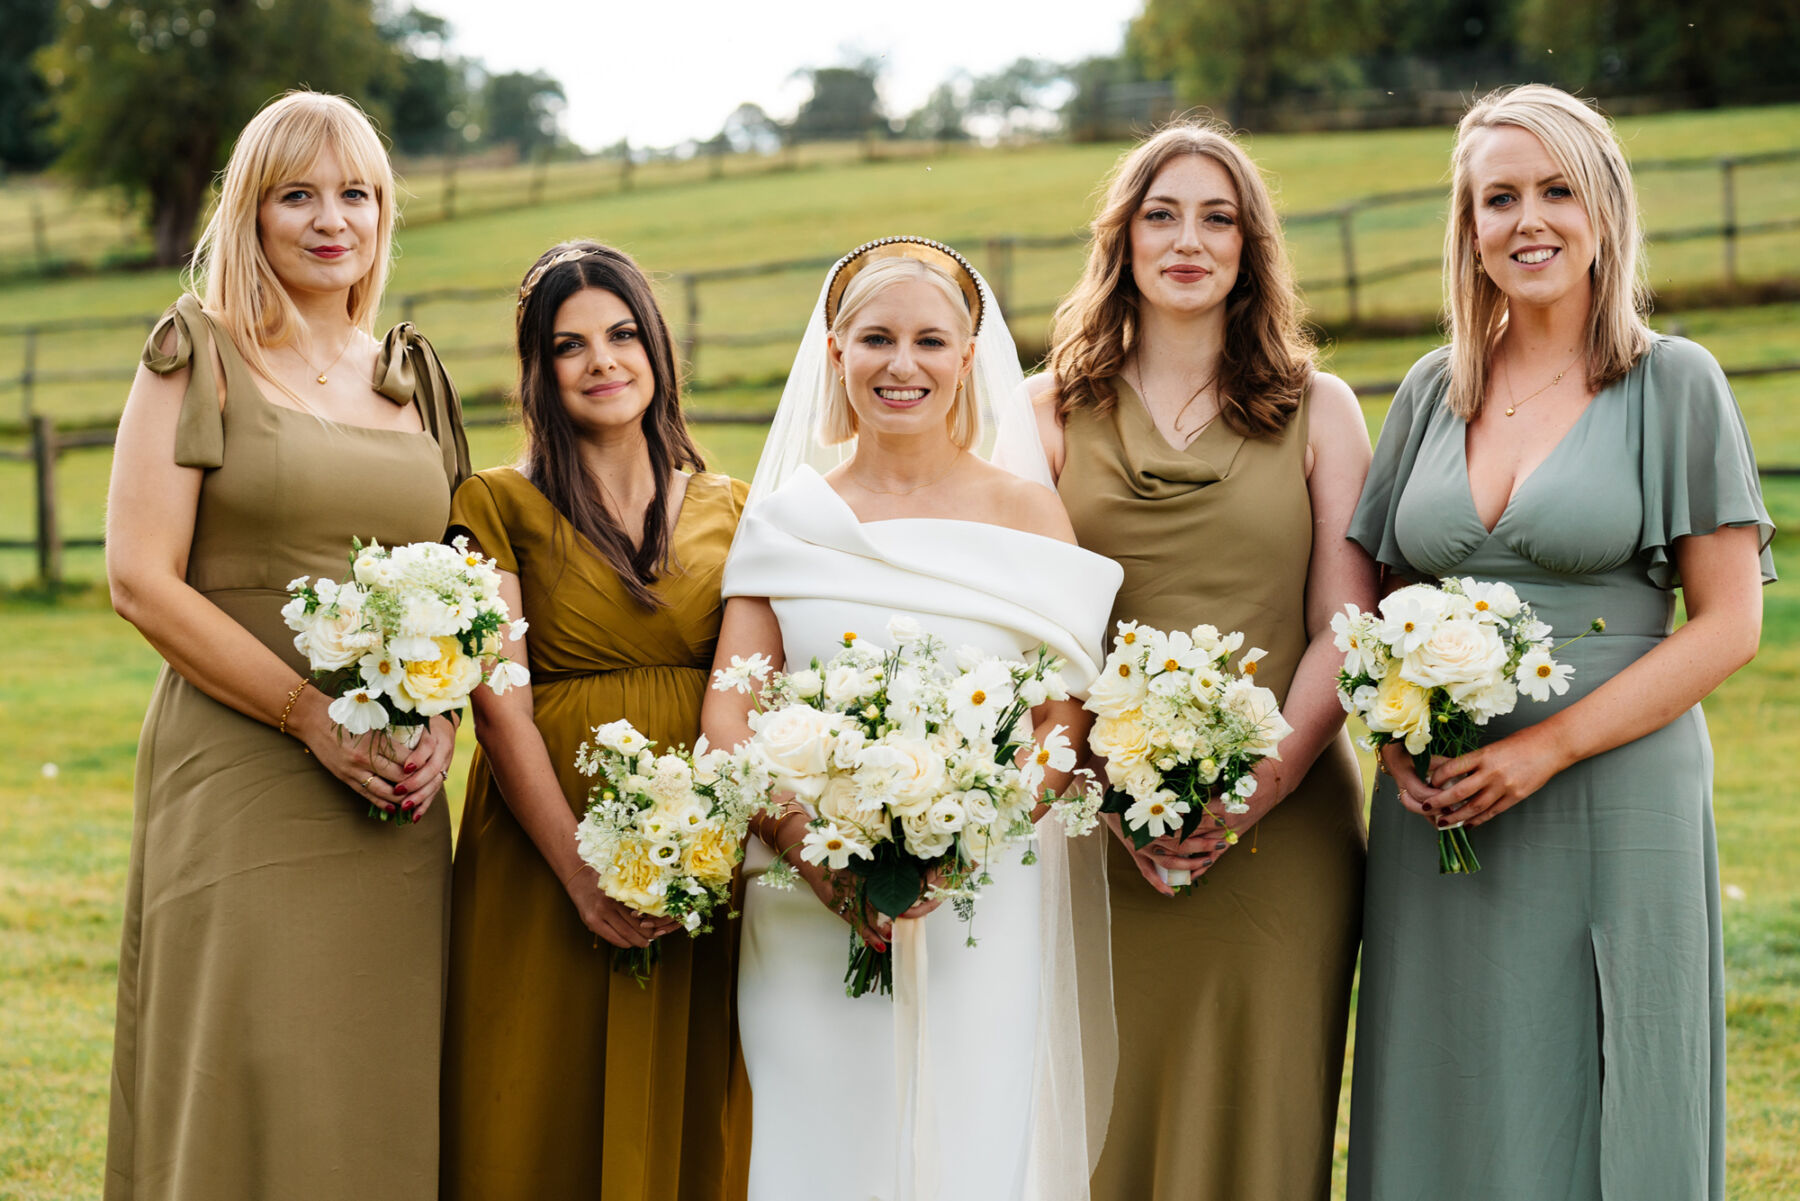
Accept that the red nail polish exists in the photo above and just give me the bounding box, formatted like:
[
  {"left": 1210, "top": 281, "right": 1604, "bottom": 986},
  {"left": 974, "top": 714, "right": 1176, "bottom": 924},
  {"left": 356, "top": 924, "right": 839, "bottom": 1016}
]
[
  {"left": 395, "top": 784, "right": 407, "bottom": 796},
  {"left": 404, "top": 763, "right": 416, "bottom": 773},
  {"left": 1421, "top": 802, "right": 1434, "bottom": 812}
]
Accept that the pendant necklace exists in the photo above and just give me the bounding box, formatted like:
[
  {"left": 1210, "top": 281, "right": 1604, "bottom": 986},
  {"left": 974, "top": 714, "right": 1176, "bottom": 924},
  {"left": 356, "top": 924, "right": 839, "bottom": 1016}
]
[
  {"left": 1133, "top": 357, "right": 1217, "bottom": 443},
  {"left": 1502, "top": 349, "right": 1583, "bottom": 417},
  {"left": 292, "top": 330, "right": 357, "bottom": 386}
]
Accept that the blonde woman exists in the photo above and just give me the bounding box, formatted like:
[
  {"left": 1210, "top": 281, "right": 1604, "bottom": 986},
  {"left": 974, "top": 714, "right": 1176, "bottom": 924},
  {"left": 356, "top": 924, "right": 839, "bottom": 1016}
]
[
  {"left": 1031, "top": 122, "right": 1376, "bottom": 1201},
  {"left": 104, "top": 92, "right": 468, "bottom": 1199},
  {"left": 704, "top": 238, "right": 1121, "bottom": 1200},
  {"left": 1347, "top": 85, "right": 1772, "bottom": 1199}
]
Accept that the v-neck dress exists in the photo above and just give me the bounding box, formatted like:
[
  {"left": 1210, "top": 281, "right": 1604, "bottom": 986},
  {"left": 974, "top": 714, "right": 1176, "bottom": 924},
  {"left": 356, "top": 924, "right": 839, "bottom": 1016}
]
[
  {"left": 439, "top": 466, "right": 752, "bottom": 1201},
  {"left": 1345, "top": 337, "right": 1774, "bottom": 1201},
  {"left": 107, "top": 294, "right": 471, "bottom": 1201},
  {"left": 1057, "top": 382, "right": 1367, "bottom": 1201}
]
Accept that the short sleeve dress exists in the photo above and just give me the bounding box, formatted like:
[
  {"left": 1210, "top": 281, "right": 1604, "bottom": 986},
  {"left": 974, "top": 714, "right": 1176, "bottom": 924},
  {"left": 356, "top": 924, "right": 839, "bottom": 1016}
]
[
  {"left": 1345, "top": 336, "right": 1775, "bottom": 1201},
  {"left": 439, "top": 466, "right": 753, "bottom": 1201},
  {"left": 106, "top": 294, "right": 471, "bottom": 1201}
]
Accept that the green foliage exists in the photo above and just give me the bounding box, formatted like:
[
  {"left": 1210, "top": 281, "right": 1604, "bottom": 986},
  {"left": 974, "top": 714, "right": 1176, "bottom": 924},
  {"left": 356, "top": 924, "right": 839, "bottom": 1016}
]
[
  {"left": 42, "top": 0, "right": 399, "bottom": 266},
  {"left": 477, "top": 69, "right": 563, "bottom": 156},
  {"left": 1515, "top": 0, "right": 1800, "bottom": 102},
  {"left": 0, "top": 0, "right": 57, "bottom": 170},
  {"left": 367, "top": 5, "right": 470, "bottom": 157},
  {"left": 789, "top": 63, "right": 884, "bottom": 142}
]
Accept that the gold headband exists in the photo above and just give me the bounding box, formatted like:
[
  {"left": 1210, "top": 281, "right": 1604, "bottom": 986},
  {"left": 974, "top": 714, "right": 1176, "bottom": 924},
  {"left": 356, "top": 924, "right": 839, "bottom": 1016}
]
[
  {"left": 823, "top": 236, "right": 984, "bottom": 335},
  {"left": 518, "top": 248, "right": 592, "bottom": 309}
]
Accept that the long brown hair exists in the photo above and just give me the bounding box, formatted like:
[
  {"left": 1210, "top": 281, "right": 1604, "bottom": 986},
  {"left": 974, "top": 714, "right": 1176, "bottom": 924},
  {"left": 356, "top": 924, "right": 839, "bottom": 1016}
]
[
  {"left": 514, "top": 242, "right": 704, "bottom": 609},
  {"left": 1046, "top": 120, "right": 1314, "bottom": 437},
  {"left": 1444, "top": 86, "right": 1653, "bottom": 419}
]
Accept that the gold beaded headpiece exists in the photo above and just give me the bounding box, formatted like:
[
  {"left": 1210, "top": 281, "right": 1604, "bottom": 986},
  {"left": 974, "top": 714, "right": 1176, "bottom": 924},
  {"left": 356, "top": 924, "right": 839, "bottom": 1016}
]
[
  {"left": 517, "top": 248, "right": 592, "bottom": 309},
  {"left": 823, "top": 236, "right": 984, "bottom": 335}
]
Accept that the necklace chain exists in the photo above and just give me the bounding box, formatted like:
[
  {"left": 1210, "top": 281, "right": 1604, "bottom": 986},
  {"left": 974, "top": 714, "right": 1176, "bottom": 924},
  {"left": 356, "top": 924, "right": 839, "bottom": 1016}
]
[
  {"left": 847, "top": 449, "right": 964, "bottom": 496},
  {"left": 291, "top": 329, "right": 358, "bottom": 386},
  {"left": 1502, "top": 348, "right": 1583, "bottom": 417},
  {"left": 1132, "top": 355, "right": 1216, "bottom": 442}
]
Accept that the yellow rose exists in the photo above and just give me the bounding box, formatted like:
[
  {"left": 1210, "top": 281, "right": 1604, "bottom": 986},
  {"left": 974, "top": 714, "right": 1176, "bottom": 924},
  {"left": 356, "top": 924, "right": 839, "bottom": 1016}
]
[
  {"left": 1368, "top": 665, "right": 1433, "bottom": 755},
  {"left": 1089, "top": 710, "right": 1151, "bottom": 768},
  {"left": 395, "top": 636, "right": 483, "bottom": 716},
  {"left": 601, "top": 840, "right": 669, "bottom": 916},
  {"left": 682, "top": 823, "right": 742, "bottom": 890}
]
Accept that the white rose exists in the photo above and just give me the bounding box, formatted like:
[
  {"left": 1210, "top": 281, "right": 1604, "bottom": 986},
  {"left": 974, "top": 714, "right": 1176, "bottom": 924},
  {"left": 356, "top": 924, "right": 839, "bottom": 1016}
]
[
  {"left": 1087, "top": 658, "right": 1148, "bottom": 715},
  {"left": 297, "top": 606, "right": 381, "bottom": 672},
  {"left": 901, "top": 811, "right": 954, "bottom": 859},
  {"left": 925, "top": 795, "right": 966, "bottom": 834},
  {"left": 1400, "top": 618, "right": 1508, "bottom": 696},
  {"left": 786, "top": 669, "right": 823, "bottom": 700},
  {"left": 856, "top": 738, "right": 946, "bottom": 817},
  {"left": 749, "top": 705, "right": 837, "bottom": 799},
  {"left": 824, "top": 664, "right": 873, "bottom": 706}
]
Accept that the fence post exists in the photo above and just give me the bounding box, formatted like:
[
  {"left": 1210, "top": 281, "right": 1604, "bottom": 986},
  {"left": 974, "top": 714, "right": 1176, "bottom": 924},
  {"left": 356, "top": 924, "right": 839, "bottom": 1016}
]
[
  {"left": 401, "top": 294, "right": 418, "bottom": 326},
  {"left": 1720, "top": 157, "right": 1739, "bottom": 290},
  {"left": 1338, "top": 206, "right": 1360, "bottom": 327},
  {"left": 529, "top": 148, "right": 549, "bottom": 206},
  {"left": 620, "top": 141, "right": 635, "bottom": 192},
  {"left": 680, "top": 274, "right": 701, "bottom": 374},
  {"left": 20, "top": 327, "right": 37, "bottom": 420},
  {"left": 442, "top": 150, "right": 459, "bottom": 221},
  {"left": 986, "top": 237, "right": 1015, "bottom": 315},
  {"left": 30, "top": 195, "right": 50, "bottom": 270},
  {"left": 32, "top": 414, "right": 61, "bottom": 587}
]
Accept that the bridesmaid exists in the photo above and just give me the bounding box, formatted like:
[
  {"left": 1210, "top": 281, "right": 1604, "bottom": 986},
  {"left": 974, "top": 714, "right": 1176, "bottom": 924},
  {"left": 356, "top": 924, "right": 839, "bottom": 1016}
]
[
  {"left": 104, "top": 92, "right": 468, "bottom": 1199},
  {"left": 1032, "top": 121, "right": 1376, "bottom": 1200},
  {"left": 440, "top": 242, "right": 751, "bottom": 1200},
  {"left": 1347, "top": 85, "right": 1772, "bottom": 1200}
]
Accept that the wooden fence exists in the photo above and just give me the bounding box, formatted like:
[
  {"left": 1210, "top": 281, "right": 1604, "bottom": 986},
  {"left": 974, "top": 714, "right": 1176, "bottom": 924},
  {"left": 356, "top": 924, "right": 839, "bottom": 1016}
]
[{"left": 7, "top": 360, "right": 1799, "bottom": 586}]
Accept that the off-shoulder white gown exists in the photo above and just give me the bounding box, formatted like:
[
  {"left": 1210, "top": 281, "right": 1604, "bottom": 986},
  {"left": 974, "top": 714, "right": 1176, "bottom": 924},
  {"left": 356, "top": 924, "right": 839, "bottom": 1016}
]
[{"left": 722, "top": 466, "right": 1122, "bottom": 1201}]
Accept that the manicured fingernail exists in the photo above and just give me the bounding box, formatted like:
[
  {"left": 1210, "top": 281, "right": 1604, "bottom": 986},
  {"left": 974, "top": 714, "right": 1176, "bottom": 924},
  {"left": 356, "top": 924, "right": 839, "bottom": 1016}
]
[
  {"left": 1421, "top": 802, "right": 1434, "bottom": 812},
  {"left": 412, "top": 810, "right": 422, "bottom": 823},
  {"left": 395, "top": 784, "right": 407, "bottom": 796},
  {"left": 404, "top": 762, "right": 417, "bottom": 772}
]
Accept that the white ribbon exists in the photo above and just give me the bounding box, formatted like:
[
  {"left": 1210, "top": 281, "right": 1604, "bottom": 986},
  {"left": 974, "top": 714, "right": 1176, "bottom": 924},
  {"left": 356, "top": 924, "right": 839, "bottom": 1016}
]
[{"left": 892, "top": 916, "right": 939, "bottom": 1201}]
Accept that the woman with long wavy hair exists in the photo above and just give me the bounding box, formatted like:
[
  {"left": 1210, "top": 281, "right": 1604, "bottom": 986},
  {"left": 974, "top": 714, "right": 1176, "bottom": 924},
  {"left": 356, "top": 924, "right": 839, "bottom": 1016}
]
[
  {"left": 104, "top": 91, "right": 469, "bottom": 1200},
  {"left": 439, "top": 241, "right": 751, "bottom": 1201},
  {"left": 1032, "top": 121, "right": 1376, "bottom": 1201}
]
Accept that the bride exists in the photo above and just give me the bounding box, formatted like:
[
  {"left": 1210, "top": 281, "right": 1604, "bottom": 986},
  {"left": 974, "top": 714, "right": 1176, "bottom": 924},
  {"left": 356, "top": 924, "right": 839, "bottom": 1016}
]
[{"left": 701, "top": 237, "right": 1122, "bottom": 1200}]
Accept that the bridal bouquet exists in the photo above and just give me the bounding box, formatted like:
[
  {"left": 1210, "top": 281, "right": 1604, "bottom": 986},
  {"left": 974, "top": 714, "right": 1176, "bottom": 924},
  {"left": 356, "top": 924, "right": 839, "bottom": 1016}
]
[
  {"left": 282, "top": 535, "right": 529, "bottom": 819},
  {"left": 1083, "top": 621, "right": 1293, "bottom": 888},
  {"left": 1334, "top": 577, "right": 1597, "bottom": 874},
  {"left": 572, "top": 720, "right": 776, "bottom": 983},
  {"left": 717, "top": 616, "right": 1091, "bottom": 998}
]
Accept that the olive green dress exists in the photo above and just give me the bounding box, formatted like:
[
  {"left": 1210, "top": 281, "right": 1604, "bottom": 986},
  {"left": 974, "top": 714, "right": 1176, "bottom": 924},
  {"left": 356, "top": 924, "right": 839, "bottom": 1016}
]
[
  {"left": 106, "top": 294, "right": 471, "bottom": 1201},
  {"left": 1345, "top": 338, "right": 1775, "bottom": 1201},
  {"left": 1058, "top": 382, "right": 1367, "bottom": 1201},
  {"left": 441, "top": 467, "right": 752, "bottom": 1201}
]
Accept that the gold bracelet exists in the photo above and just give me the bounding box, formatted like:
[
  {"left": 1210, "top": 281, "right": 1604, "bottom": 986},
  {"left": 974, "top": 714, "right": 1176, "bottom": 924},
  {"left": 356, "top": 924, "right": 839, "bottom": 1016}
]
[
  {"left": 563, "top": 861, "right": 596, "bottom": 890},
  {"left": 277, "top": 679, "right": 308, "bottom": 736}
]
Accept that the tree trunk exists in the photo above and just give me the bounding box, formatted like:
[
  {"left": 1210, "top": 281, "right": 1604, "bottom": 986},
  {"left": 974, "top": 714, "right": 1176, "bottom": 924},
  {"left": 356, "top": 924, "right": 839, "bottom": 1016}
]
[{"left": 148, "top": 133, "right": 219, "bottom": 268}]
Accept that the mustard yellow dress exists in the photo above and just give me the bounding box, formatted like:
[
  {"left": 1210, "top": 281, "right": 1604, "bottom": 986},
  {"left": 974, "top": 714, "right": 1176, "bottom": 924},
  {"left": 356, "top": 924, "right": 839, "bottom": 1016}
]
[
  {"left": 106, "top": 294, "right": 470, "bottom": 1201},
  {"left": 441, "top": 466, "right": 752, "bottom": 1201},
  {"left": 1058, "top": 382, "right": 1366, "bottom": 1201}
]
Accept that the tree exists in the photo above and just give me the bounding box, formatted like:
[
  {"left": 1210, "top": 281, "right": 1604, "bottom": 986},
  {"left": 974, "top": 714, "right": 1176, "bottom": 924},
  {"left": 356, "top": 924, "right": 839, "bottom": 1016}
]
[
  {"left": 719, "top": 102, "right": 786, "bottom": 154},
  {"left": 369, "top": 5, "right": 471, "bottom": 156},
  {"left": 966, "top": 58, "right": 1070, "bottom": 139},
  {"left": 0, "top": 0, "right": 57, "bottom": 170},
  {"left": 478, "top": 69, "right": 564, "bottom": 157},
  {"left": 789, "top": 62, "right": 884, "bottom": 141},
  {"left": 43, "top": 0, "right": 400, "bottom": 266}
]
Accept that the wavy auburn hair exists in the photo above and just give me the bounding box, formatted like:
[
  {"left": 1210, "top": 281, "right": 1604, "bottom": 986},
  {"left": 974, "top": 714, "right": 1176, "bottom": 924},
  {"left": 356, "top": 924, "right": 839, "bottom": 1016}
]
[
  {"left": 514, "top": 242, "right": 705, "bottom": 609},
  {"left": 188, "top": 91, "right": 396, "bottom": 404},
  {"left": 1445, "top": 85, "right": 1654, "bottom": 419},
  {"left": 1046, "top": 120, "right": 1314, "bottom": 437}
]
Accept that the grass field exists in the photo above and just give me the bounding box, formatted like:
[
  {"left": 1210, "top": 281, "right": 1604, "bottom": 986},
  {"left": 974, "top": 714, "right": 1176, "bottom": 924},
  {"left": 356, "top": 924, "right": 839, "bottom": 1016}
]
[{"left": 2, "top": 109, "right": 1797, "bottom": 1198}]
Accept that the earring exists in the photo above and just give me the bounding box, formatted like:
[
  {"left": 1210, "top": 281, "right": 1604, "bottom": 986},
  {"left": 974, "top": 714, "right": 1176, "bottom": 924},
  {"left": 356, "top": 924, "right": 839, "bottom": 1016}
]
[{"left": 1473, "top": 249, "right": 1484, "bottom": 269}]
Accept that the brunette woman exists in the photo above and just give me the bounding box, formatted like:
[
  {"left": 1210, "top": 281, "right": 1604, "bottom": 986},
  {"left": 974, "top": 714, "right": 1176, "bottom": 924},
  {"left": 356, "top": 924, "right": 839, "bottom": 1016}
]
[
  {"left": 439, "top": 242, "right": 750, "bottom": 1200},
  {"left": 105, "top": 91, "right": 468, "bottom": 1200},
  {"left": 1032, "top": 122, "right": 1377, "bottom": 1201}
]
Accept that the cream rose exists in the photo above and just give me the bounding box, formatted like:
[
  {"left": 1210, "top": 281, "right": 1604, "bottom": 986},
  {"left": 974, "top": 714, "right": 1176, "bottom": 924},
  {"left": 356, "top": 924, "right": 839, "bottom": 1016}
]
[
  {"left": 1367, "top": 665, "right": 1434, "bottom": 754},
  {"left": 296, "top": 603, "right": 381, "bottom": 672},
  {"left": 394, "top": 636, "right": 484, "bottom": 716},
  {"left": 856, "top": 738, "right": 947, "bottom": 817},
  {"left": 1089, "top": 710, "right": 1152, "bottom": 768},
  {"left": 748, "top": 705, "right": 837, "bottom": 799},
  {"left": 600, "top": 840, "right": 669, "bottom": 916},
  {"left": 1401, "top": 618, "right": 1508, "bottom": 698},
  {"left": 681, "top": 822, "right": 741, "bottom": 889}
]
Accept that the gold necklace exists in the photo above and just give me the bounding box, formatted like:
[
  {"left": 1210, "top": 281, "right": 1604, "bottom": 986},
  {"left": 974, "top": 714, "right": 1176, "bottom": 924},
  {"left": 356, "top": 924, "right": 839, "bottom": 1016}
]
[
  {"left": 847, "top": 450, "right": 964, "bottom": 496},
  {"left": 1133, "top": 358, "right": 1216, "bottom": 441},
  {"left": 291, "top": 329, "right": 358, "bottom": 386},
  {"left": 1502, "top": 349, "right": 1583, "bottom": 417}
]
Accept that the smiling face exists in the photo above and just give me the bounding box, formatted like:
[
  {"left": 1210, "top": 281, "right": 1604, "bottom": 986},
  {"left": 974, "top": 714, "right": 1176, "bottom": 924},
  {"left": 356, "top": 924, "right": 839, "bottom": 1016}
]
[
  {"left": 1466, "top": 125, "right": 1597, "bottom": 315},
  {"left": 255, "top": 145, "right": 379, "bottom": 300},
  {"left": 1127, "top": 154, "right": 1244, "bottom": 318},
  {"left": 828, "top": 274, "right": 975, "bottom": 444},
  {"left": 550, "top": 286, "right": 656, "bottom": 435}
]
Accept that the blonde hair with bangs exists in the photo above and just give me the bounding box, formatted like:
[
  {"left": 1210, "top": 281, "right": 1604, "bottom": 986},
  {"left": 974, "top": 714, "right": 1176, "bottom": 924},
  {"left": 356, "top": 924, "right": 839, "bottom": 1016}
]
[
  {"left": 1046, "top": 119, "right": 1314, "bottom": 437},
  {"left": 822, "top": 256, "right": 980, "bottom": 449},
  {"left": 188, "top": 91, "right": 397, "bottom": 401},
  {"left": 1445, "top": 85, "right": 1654, "bottom": 419}
]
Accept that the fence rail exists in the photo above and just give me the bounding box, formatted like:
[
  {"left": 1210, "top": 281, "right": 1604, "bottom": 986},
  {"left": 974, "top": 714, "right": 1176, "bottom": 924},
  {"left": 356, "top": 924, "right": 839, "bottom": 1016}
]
[{"left": 8, "top": 360, "right": 1799, "bottom": 586}]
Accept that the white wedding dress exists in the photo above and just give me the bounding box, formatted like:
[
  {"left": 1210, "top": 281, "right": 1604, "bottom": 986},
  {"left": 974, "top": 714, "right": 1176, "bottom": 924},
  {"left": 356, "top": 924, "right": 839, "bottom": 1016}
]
[{"left": 724, "top": 466, "right": 1122, "bottom": 1201}]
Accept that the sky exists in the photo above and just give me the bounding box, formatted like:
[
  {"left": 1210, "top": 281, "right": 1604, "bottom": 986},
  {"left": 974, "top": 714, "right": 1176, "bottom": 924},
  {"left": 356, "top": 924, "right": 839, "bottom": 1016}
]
[{"left": 421, "top": 0, "right": 1143, "bottom": 150}]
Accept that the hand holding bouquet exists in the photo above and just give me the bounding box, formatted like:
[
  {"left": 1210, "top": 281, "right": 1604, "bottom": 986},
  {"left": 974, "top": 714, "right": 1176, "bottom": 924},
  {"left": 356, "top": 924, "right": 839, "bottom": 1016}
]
[
  {"left": 572, "top": 721, "right": 775, "bottom": 983},
  {"left": 1082, "top": 621, "right": 1293, "bottom": 888},
  {"left": 282, "top": 536, "right": 529, "bottom": 819},
  {"left": 1334, "top": 577, "right": 1599, "bottom": 874},
  {"left": 717, "top": 615, "right": 1091, "bottom": 997}
]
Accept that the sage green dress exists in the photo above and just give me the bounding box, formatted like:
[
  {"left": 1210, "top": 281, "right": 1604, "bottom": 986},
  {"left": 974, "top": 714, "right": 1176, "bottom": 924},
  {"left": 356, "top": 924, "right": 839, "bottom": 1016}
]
[
  {"left": 1346, "top": 337, "right": 1774, "bottom": 1201},
  {"left": 106, "top": 294, "right": 470, "bottom": 1201},
  {"left": 1059, "top": 382, "right": 1367, "bottom": 1201}
]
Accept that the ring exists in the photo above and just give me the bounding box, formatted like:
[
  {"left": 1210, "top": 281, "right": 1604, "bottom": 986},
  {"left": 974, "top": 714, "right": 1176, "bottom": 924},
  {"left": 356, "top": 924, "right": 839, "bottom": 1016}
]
[
  {"left": 1399, "top": 789, "right": 1411, "bottom": 804},
  {"left": 438, "top": 768, "right": 449, "bottom": 781},
  {"left": 361, "top": 774, "right": 376, "bottom": 790}
]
